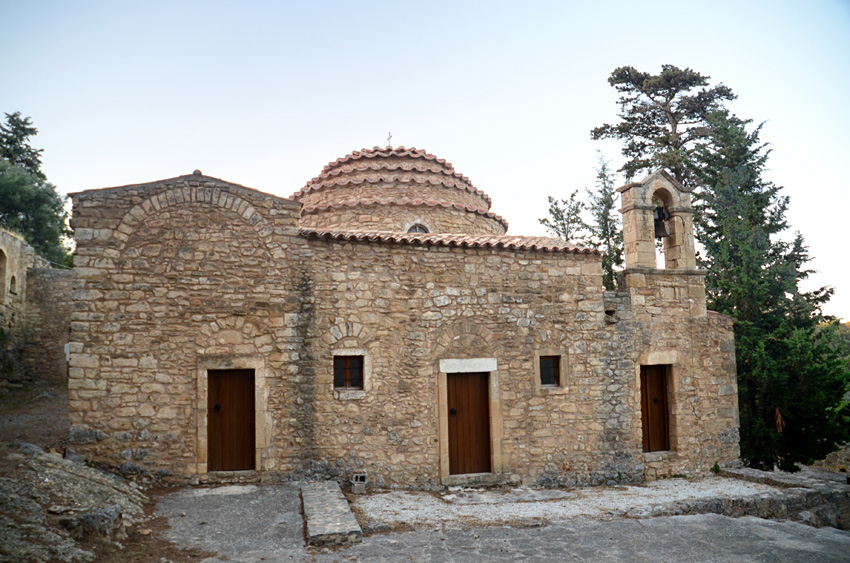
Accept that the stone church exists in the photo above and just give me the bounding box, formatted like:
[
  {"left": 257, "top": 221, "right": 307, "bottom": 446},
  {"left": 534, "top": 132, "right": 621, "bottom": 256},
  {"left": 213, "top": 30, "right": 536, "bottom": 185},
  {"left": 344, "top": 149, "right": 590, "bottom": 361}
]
[{"left": 67, "top": 146, "right": 740, "bottom": 487}]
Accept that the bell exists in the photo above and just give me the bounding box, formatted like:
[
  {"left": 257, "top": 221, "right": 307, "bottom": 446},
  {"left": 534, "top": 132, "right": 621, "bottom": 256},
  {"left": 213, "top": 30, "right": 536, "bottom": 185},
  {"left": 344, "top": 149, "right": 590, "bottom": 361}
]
[{"left": 653, "top": 206, "right": 670, "bottom": 239}]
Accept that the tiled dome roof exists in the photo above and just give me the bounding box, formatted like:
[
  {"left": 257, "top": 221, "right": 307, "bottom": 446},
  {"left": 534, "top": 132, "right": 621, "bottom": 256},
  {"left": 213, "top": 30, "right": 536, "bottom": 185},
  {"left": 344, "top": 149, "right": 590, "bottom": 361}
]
[
  {"left": 292, "top": 146, "right": 492, "bottom": 206},
  {"left": 293, "top": 146, "right": 506, "bottom": 235}
]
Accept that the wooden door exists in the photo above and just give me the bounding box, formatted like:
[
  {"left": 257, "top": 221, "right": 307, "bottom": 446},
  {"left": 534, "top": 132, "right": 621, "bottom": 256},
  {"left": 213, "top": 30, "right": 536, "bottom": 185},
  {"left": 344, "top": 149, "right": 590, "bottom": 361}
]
[
  {"left": 447, "top": 372, "right": 491, "bottom": 475},
  {"left": 208, "top": 369, "right": 255, "bottom": 471},
  {"left": 640, "top": 365, "right": 670, "bottom": 452}
]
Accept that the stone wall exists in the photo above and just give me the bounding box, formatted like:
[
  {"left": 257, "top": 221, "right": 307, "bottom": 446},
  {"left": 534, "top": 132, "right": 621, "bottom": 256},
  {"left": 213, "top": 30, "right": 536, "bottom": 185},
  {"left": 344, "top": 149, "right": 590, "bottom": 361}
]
[
  {"left": 0, "top": 229, "right": 45, "bottom": 333},
  {"left": 296, "top": 177, "right": 491, "bottom": 211},
  {"left": 67, "top": 172, "right": 739, "bottom": 488},
  {"left": 296, "top": 236, "right": 639, "bottom": 488},
  {"left": 69, "top": 174, "right": 302, "bottom": 477},
  {"left": 22, "top": 268, "right": 73, "bottom": 381},
  {"left": 299, "top": 202, "right": 507, "bottom": 235},
  {"left": 0, "top": 229, "right": 57, "bottom": 383},
  {"left": 622, "top": 269, "right": 740, "bottom": 478}
]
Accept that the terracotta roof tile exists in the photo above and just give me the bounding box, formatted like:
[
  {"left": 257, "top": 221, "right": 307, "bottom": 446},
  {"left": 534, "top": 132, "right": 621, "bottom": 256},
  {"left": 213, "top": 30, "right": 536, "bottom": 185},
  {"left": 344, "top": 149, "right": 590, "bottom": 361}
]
[
  {"left": 292, "top": 164, "right": 491, "bottom": 206},
  {"left": 300, "top": 228, "right": 598, "bottom": 254},
  {"left": 321, "top": 146, "right": 449, "bottom": 174}
]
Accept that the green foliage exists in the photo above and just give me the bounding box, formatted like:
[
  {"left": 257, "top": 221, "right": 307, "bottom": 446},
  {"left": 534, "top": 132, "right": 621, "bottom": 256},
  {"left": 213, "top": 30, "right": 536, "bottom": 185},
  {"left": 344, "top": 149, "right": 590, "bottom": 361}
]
[
  {"left": 0, "top": 112, "right": 44, "bottom": 178},
  {"left": 0, "top": 161, "right": 69, "bottom": 264},
  {"left": 827, "top": 322, "right": 850, "bottom": 361},
  {"left": 539, "top": 190, "right": 588, "bottom": 245},
  {"left": 538, "top": 156, "right": 623, "bottom": 289},
  {"left": 584, "top": 155, "right": 623, "bottom": 290},
  {"left": 0, "top": 113, "right": 70, "bottom": 264},
  {"left": 710, "top": 461, "right": 720, "bottom": 474},
  {"left": 693, "top": 111, "right": 849, "bottom": 471},
  {"left": 590, "top": 65, "right": 736, "bottom": 186},
  {"left": 737, "top": 322, "right": 850, "bottom": 471}
]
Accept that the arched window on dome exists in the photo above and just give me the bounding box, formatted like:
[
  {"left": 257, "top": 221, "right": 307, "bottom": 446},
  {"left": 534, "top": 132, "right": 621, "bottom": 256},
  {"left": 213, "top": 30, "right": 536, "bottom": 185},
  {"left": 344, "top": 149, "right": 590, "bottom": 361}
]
[{"left": 407, "top": 223, "right": 429, "bottom": 234}]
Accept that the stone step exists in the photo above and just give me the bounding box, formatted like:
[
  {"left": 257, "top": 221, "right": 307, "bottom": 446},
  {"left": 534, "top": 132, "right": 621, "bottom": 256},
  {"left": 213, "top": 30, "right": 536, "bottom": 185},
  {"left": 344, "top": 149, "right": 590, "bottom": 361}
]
[{"left": 301, "top": 481, "right": 362, "bottom": 546}]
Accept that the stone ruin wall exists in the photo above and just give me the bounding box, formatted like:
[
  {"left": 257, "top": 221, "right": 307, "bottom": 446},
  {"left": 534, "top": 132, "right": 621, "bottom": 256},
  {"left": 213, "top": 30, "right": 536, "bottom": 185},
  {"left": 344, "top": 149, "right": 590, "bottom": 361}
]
[
  {"left": 0, "top": 229, "right": 43, "bottom": 333},
  {"left": 0, "top": 229, "right": 70, "bottom": 383},
  {"left": 23, "top": 268, "right": 73, "bottom": 382}
]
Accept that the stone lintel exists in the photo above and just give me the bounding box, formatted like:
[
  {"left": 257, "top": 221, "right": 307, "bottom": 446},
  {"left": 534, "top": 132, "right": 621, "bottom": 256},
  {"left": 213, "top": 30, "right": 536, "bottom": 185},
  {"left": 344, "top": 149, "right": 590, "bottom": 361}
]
[{"left": 439, "top": 357, "right": 497, "bottom": 373}]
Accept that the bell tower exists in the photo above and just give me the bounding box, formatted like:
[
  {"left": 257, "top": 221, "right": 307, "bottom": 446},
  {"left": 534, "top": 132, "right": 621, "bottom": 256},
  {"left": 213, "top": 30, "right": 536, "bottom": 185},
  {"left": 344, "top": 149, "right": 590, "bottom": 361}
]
[{"left": 618, "top": 170, "right": 696, "bottom": 271}]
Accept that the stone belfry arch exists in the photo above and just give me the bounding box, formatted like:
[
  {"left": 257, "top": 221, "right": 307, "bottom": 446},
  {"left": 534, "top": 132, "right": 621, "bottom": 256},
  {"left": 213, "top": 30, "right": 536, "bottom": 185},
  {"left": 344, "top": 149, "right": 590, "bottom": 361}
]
[{"left": 618, "top": 170, "right": 696, "bottom": 271}]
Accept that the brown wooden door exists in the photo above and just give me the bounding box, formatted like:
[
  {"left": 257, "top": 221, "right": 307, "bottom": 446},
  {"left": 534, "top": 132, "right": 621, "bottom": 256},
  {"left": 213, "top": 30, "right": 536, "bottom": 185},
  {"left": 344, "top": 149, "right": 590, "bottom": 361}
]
[
  {"left": 448, "top": 372, "right": 491, "bottom": 475},
  {"left": 208, "top": 369, "right": 255, "bottom": 471},
  {"left": 640, "top": 365, "right": 670, "bottom": 452}
]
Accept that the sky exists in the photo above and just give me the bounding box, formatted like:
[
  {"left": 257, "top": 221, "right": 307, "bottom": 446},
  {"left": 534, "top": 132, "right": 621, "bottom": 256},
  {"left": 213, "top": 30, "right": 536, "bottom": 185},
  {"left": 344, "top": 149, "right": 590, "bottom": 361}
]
[{"left": 3, "top": 0, "right": 849, "bottom": 320}]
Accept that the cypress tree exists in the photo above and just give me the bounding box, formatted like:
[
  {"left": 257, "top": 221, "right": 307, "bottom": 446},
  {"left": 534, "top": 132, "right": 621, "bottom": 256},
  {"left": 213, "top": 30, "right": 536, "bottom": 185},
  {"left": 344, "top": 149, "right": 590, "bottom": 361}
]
[{"left": 695, "top": 111, "right": 848, "bottom": 470}]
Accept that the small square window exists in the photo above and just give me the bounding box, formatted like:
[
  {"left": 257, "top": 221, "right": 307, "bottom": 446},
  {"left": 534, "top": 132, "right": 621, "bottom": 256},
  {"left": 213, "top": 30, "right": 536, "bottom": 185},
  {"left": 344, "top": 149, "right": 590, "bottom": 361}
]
[
  {"left": 334, "top": 356, "right": 364, "bottom": 389},
  {"left": 539, "top": 355, "right": 560, "bottom": 387}
]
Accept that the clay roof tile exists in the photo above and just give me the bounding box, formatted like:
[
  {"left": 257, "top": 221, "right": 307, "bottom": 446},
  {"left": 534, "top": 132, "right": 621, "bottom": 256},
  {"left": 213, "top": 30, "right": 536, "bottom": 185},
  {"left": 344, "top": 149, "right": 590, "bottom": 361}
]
[{"left": 300, "top": 228, "right": 598, "bottom": 255}]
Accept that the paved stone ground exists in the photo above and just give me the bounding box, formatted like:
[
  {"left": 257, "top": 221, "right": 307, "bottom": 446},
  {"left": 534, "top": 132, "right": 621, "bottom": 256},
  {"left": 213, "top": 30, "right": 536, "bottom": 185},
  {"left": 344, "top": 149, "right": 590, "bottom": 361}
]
[
  {"left": 156, "top": 484, "right": 304, "bottom": 560},
  {"left": 156, "top": 482, "right": 850, "bottom": 562}
]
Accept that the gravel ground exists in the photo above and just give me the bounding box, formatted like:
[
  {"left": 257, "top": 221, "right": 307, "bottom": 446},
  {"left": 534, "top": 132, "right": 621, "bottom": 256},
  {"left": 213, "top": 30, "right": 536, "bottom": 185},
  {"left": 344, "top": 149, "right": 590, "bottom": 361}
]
[{"left": 353, "top": 476, "right": 780, "bottom": 528}]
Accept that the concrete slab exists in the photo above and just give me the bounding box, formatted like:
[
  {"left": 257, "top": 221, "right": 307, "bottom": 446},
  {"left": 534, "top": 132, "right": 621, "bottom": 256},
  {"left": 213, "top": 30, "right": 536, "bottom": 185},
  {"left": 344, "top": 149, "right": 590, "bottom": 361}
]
[{"left": 301, "top": 481, "right": 362, "bottom": 546}]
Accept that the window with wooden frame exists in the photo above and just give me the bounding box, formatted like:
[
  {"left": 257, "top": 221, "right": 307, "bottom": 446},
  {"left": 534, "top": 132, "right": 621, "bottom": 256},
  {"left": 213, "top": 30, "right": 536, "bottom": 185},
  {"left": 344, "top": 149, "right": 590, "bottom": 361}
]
[
  {"left": 334, "top": 355, "right": 364, "bottom": 390},
  {"left": 539, "top": 355, "right": 560, "bottom": 387}
]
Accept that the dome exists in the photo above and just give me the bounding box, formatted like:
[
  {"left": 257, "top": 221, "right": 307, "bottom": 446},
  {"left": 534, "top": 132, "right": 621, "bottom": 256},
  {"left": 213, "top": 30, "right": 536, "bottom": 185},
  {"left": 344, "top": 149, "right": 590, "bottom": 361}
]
[{"left": 292, "top": 146, "right": 508, "bottom": 235}]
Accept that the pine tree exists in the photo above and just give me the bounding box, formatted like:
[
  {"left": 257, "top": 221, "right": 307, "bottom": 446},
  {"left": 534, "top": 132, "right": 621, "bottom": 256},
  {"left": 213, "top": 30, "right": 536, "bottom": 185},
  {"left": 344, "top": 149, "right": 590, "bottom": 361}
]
[
  {"left": 0, "top": 112, "right": 69, "bottom": 264},
  {"left": 590, "top": 65, "right": 735, "bottom": 187},
  {"left": 0, "top": 112, "right": 45, "bottom": 178}
]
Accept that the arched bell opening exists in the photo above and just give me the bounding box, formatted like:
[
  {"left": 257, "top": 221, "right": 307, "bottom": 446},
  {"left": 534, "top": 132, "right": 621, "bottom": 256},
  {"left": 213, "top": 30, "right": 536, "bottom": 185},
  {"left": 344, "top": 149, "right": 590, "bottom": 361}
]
[
  {"left": 653, "top": 186, "right": 694, "bottom": 270},
  {"left": 617, "top": 170, "right": 696, "bottom": 271},
  {"left": 651, "top": 188, "right": 673, "bottom": 269}
]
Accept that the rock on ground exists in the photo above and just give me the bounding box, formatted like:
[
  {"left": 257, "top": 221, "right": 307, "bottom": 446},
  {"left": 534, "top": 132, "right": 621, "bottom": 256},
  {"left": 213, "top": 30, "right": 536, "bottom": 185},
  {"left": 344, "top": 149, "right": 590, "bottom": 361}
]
[{"left": 0, "top": 442, "right": 147, "bottom": 563}]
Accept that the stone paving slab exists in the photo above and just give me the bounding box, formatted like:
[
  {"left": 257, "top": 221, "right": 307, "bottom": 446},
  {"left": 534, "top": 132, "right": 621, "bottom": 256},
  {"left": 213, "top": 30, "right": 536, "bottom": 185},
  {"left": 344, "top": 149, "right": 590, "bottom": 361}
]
[
  {"left": 720, "top": 466, "right": 850, "bottom": 528},
  {"left": 155, "top": 481, "right": 850, "bottom": 562},
  {"left": 301, "top": 481, "right": 362, "bottom": 546},
  {"left": 155, "top": 483, "right": 304, "bottom": 560},
  {"left": 314, "top": 514, "right": 850, "bottom": 562}
]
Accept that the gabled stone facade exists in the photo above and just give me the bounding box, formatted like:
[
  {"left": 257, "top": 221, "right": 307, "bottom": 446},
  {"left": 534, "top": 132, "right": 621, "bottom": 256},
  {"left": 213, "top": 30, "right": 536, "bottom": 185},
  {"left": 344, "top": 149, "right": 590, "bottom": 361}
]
[{"left": 67, "top": 147, "right": 740, "bottom": 487}]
